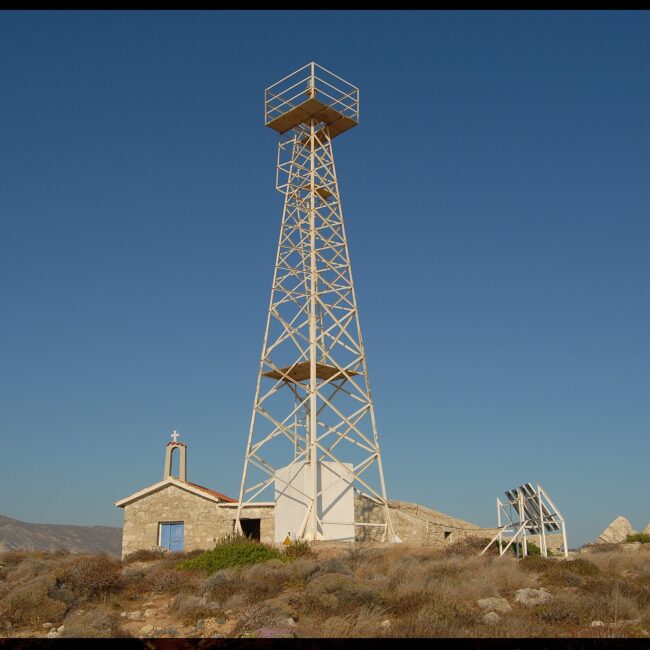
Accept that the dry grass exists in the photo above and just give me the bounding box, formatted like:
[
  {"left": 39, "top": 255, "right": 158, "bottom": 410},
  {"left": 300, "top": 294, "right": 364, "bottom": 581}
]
[
  {"left": 60, "top": 607, "right": 122, "bottom": 638},
  {"left": 2, "top": 544, "right": 650, "bottom": 638},
  {"left": 123, "top": 549, "right": 167, "bottom": 563},
  {"left": 170, "top": 593, "right": 221, "bottom": 625},
  {"left": 0, "top": 575, "right": 67, "bottom": 627}
]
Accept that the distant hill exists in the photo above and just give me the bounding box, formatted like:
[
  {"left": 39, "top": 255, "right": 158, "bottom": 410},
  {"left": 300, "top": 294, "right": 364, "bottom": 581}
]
[{"left": 0, "top": 513, "right": 121, "bottom": 557}]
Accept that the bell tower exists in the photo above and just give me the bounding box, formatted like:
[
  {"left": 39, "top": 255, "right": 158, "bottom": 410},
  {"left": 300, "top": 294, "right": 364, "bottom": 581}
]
[{"left": 164, "top": 430, "right": 187, "bottom": 482}]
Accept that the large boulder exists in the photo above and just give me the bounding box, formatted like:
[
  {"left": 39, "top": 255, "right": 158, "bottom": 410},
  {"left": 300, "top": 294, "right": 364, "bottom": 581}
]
[{"left": 597, "top": 516, "right": 636, "bottom": 544}]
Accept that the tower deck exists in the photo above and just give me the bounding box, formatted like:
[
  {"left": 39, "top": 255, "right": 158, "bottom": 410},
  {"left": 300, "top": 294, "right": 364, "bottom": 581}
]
[
  {"left": 262, "top": 361, "right": 359, "bottom": 383},
  {"left": 265, "top": 62, "right": 359, "bottom": 138}
]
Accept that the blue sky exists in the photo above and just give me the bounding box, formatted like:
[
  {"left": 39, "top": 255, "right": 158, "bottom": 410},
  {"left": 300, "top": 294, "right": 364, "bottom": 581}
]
[{"left": 1, "top": 11, "right": 648, "bottom": 547}]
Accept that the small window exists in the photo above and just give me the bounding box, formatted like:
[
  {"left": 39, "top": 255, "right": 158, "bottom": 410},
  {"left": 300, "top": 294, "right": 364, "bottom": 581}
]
[
  {"left": 444, "top": 531, "right": 452, "bottom": 541},
  {"left": 160, "top": 522, "right": 184, "bottom": 552}
]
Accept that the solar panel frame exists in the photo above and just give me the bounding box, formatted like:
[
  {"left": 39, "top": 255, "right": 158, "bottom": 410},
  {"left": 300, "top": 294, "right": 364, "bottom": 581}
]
[{"left": 504, "top": 483, "right": 561, "bottom": 533}]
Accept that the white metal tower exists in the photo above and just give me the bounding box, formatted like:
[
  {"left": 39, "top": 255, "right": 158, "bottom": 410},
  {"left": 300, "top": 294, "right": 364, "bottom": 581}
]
[{"left": 234, "top": 63, "right": 394, "bottom": 542}]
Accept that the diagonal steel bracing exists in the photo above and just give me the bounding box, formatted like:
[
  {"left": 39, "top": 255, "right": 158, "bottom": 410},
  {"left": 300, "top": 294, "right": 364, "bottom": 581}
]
[{"left": 236, "top": 63, "right": 394, "bottom": 542}]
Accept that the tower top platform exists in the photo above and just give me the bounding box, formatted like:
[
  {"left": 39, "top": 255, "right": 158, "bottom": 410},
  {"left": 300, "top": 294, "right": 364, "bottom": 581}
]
[{"left": 264, "top": 62, "right": 359, "bottom": 139}]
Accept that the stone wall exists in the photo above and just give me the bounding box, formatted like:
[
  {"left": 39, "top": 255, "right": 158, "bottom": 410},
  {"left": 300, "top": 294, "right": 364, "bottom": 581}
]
[
  {"left": 353, "top": 494, "right": 566, "bottom": 551},
  {"left": 120, "top": 485, "right": 274, "bottom": 559},
  {"left": 354, "top": 494, "right": 496, "bottom": 544}
]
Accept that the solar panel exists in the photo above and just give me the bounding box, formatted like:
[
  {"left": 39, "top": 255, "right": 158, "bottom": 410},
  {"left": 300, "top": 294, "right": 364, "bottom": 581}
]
[
  {"left": 483, "top": 482, "right": 567, "bottom": 559},
  {"left": 504, "top": 483, "right": 561, "bottom": 533}
]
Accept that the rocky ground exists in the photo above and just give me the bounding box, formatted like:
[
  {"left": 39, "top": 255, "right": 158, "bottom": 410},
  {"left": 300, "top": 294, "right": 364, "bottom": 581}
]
[{"left": 1, "top": 540, "right": 650, "bottom": 638}]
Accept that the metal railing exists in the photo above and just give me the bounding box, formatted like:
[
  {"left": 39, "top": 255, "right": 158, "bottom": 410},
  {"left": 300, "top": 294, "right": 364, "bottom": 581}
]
[{"left": 264, "top": 62, "right": 359, "bottom": 127}]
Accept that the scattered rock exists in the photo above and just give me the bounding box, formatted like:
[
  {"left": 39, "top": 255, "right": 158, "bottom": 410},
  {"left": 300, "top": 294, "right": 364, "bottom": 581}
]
[
  {"left": 225, "top": 609, "right": 234, "bottom": 617},
  {"left": 196, "top": 619, "right": 205, "bottom": 630},
  {"left": 597, "top": 516, "right": 636, "bottom": 544},
  {"left": 380, "top": 619, "right": 391, "bottom": 629},
  {"left": 128, "top": 611, "right": 143, "bottom": 621},
  {"left": 144, "top": 608, "right": 156, "bottom": 618},
  {"left": 158, "top": 628, "right": 178, "bottom": 636},
  {"left": 120, "top": 612, "right": 128, "bottom": 618},
  {"left": 514, "top": 588, "right": 552, "bottom": 607},
  {"left": 477, "top": 597, "right": 512, "bottom": 614},
  {"left": 42, "top": 622, "right": 53, "bottom": 629},
  {"left": 483, "top": 612, "right": 501, "bottom": 625},
  {"left": 139, "top": 624, "right": 154, "bottom": 635},
  {"left": 57, "top": 625, "right": 65, "bottom": 633},
  {"left": 47, "top": 629, "right": 60, "bottom": 639},
  {"left": 591, "top": 621, "right": 605, "bottom": 627}
]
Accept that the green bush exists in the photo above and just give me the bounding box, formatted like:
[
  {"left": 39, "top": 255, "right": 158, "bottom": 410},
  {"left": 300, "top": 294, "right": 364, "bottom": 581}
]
[
  {"left": 504, "top": 540, "right": 552, "bottom": 557},
  {"left": 626, "top": 533, "right": 650, "bottom": 544},
  {"left": 283, "top": 540, "right": 315, "bottom": 559},
  {"left": 177, "top": 535, "right": 284, "bottom": 575}
]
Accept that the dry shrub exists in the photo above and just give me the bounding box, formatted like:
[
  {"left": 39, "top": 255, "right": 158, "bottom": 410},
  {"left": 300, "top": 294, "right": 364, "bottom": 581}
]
[
  {"left": 451, "top": 556, "right": 534, "bottom": 598},
  {"left": 0, "top": 550, "right": 31, "bottom": 566},
  {"left": 384, "top": 571, "right": 433, "bottom": 615},
  {"left": 587, "top": 548, "right": 650, "bottom": 576},
  {"left": 203, "top": 567, "right": 243, "bottom": 602},
  {"left": 239, "top": 560, "right": 291, "bottom": 600},
  {"left": 0, "top": 575, "right": 67, "bottom": 626},
  {"left": 353, "top": 551, "right": 391, "bottom": 582},
  {"left": 222, "top": 591, "right": 248, "bottom": 612},
  {"left": 123, "top": 549, "right": 166, "bottom": 563},
  {"left": 581, "top": 543, "right": 622, "bottom": 554},
  {"left": 442, "top": 537, "right": 495, "bottom": 557},
  {"left": 288, "top": 558, "right": 320, "bottom": 582},
  {"left": 537, "top": 595, "right": 582, "bottom": 626},
  {"left": 144, "top": 565, "right": 191, "bottom": 595},
  {"left": 263, "top": 592, "right": 301, "bottom": 619},
  {"left": 304, "top": 573, "right": 380, "bottom": 614},
  {"left": 4, "top": 556, "right": 55, "bottom": 585},
  {"left": 299, "top": 604, "right": 388, "bottom": 638},
  {"left": 61, "top": 607, "right": 118, "bottom": 638},
  {"left": 120, "top": 564, "right": 148, "bottom": 589},
  {"left": 552, "top": 584, "right": 642, "bottom": 626},
  {"left": 392, "top": 598, "right": 476, "bottom": 638},
  {"left": 343, "top": 545, "right": 365, "bottom": 570},
  {"left": 170, "top": 592, "right": 221, "bottom": 624},
  {"left": 234, "top": 602, "right": 289, "bottom": 634},
  {"left": 521, "top": 556, "right": 600, "bottom": 588},
  {"left": 383, "top": 554, "right": 532, "bottom": 617},
  {"left": 314, "top": 557, "right": 353, "bottom": 578},
  {"left": 58, "top": 554, "right": 122, "bottom": 599},
  {"left": 283, "top": 540, "right": 315, "bottom": 560}
]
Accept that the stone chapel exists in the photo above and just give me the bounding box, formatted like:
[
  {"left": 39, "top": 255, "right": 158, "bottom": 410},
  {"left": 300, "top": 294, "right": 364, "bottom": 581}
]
[{"left": 114, "top": 433, "right": 275, "bottom": 559}]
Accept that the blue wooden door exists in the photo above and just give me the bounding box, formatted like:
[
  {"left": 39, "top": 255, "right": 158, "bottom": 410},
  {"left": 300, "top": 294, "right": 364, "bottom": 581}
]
[{"left": 160, "top": 523, "right": 184, "bottom": 552}]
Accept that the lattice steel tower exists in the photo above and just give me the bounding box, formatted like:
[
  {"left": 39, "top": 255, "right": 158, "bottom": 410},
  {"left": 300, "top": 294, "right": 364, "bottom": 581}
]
[{"left": 235, "top": 63, "right": 394, "bottom": 542}]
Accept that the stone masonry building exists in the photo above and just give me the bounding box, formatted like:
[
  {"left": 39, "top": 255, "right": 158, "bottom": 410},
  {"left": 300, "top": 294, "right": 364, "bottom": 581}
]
[
  {"left": 115, "top": 434, "right": 564, "bottom": 557},
  {"left": 114, "top": 435, "right": 274, "bottom": 559}
]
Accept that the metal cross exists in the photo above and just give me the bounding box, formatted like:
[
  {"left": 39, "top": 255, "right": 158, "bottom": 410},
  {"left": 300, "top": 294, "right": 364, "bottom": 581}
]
[{"left": 171, "top": 430, "right": 180, "bottom": 443}]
